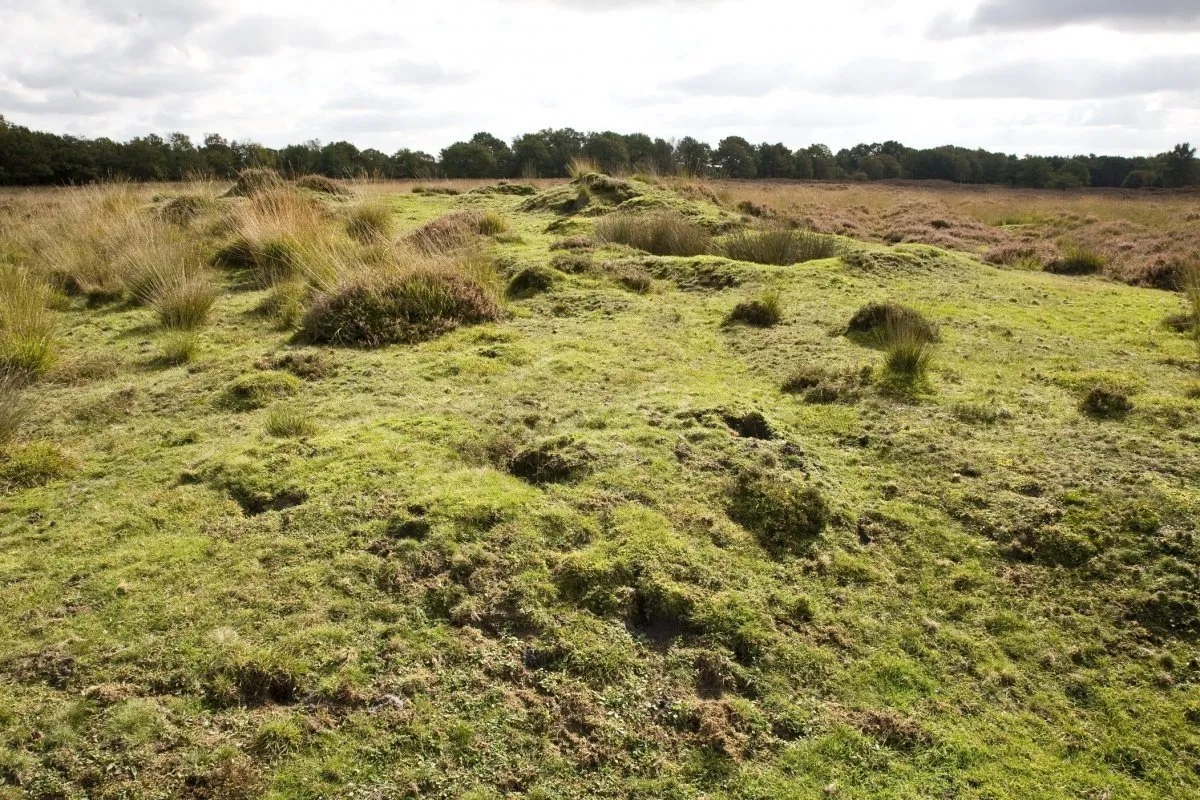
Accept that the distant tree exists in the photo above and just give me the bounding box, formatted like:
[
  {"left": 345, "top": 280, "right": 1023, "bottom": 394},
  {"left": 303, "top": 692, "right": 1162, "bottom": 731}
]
[
  {"left": 675, "top": 137, "right": 711, "bottom": 177},
  {"left": 543, "top": 128, "right": 585, "bottom": 176},
  {"left": 200, "top": 133, "right": 237, "bottom": 178},
  {"left": 1121, "top": 169, "right": 1160, "bottom": 189},
  {"left": 279, "top": 141, "right": 321, "bottom": 177},
  {"left": 1050, "top": 159, "right": 1091, "bottom": 189},
  {"left": 358, "top": 148, "right": 391, "bottom": 177},
  {"left": 440, "top": 141, "right": 496, "bottom": 178},
  {"left": 390, "top": 148, "right": 436, "bottom": 179},
  {"left": 1014, "top": 156, "right": 1054, "bottom": 189},
  {"left": 470, "top": 132, "right": 511, "bottom": 177},
  {"left": 1160, "top": 142, "right": 1197, "bottom": 188},
  {"left": 806, "top": 144, "right": 840, "bottom": 179},
  {"left": 651, "top": 138, "right": 676, "bottom": 175},
  {"left": 757, "top": 142, "right": 793, "bottom": 178},
  {"left": 791, "top": 150, "right": 814, "bottom": 180},
  {"left": 318, "top": 141, "right": 359, "bottom": 177},
  {"left": 584, "top": 131, "right": 630, "bottom": 174},
  {"left": 714, "top": 136, "right": 758, "bottom": 178},
  {"left": 511, "top": 132, "right": 554, "bottom": 178},
  {"left": 623, "top": 133, "right": 656, "bottom": 171}
]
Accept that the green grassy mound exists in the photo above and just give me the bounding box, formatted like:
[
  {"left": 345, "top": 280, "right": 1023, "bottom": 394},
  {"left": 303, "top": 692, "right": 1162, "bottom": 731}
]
[{"left": 1, "top": 179, "right": 1199, "bottom": 799}]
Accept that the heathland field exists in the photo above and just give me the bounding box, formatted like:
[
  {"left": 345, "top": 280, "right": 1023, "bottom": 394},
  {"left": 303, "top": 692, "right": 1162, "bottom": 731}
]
[{"left": 1, "top": 172, "right": 1199, "bottom": 799}]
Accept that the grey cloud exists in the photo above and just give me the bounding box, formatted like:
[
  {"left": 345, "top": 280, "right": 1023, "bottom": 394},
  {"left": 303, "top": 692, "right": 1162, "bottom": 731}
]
[
  {"left": 14, "top": 58, "right": 226, "bottom": 98},
  {"left": 319, "top": 109, "right": 468, "bottom": 135},
  {"left": 810, "top": 55, "right": 1200, "bottom": 100},
  {"left": 75, "top": 0, "right": 219, "bottom": 32},
  {"left": 200, "top": 15, "right": 341, "bottom": 58},
  {"left": 387, "top": 59, "right": 475, "bottom": 86},
  {"left": 0, "top": 89, "right": 110, "bottom": 115},
  {"left": 930, "top": 0, "right": 1200, "bottom": 36},
  {"left": 666, "top": 65, "right": 796, "bottom": 98}
]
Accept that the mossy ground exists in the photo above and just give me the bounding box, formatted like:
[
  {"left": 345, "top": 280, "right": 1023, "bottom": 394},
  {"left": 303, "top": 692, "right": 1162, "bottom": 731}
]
[{"left": 2, "top": 180, "right": 1200, "bottom": 799}]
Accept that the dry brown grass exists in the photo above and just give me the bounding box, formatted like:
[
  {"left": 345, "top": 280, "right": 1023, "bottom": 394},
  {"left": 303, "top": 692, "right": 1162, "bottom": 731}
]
[{"left": 708, "top": 180, "right": 1200, "bottom": 289}]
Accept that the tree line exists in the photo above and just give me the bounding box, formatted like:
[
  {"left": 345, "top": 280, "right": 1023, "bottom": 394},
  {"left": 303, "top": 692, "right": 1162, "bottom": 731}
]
[{"left": 1, "top": 115, "right": 1195, "bottom": 189}]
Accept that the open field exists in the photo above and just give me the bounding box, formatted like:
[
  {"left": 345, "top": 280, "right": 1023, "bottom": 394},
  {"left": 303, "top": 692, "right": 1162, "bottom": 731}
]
[{"left": 1, "top": 174, "right": 1199, "bottom": 798}]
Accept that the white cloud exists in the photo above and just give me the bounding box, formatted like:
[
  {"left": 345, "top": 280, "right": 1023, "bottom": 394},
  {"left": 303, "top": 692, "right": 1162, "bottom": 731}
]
[{"left": 0, "top": 0, "right": 1197, "bottom": 155}]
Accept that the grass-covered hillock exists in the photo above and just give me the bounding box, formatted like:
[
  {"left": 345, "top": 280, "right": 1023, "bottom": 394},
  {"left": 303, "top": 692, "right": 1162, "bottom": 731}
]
[{"left": 0, "top": 174, "right": 1199, "bottom": 798}]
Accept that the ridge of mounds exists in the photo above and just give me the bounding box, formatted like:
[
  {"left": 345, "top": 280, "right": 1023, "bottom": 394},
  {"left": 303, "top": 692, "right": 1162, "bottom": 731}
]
[
  {"left": 404, "top": 209, "right": 508, "bottom": 254},
  {"left": 841, "top": 243, "right": 965, "bottom": 274},
  {"left": 519, "top": 172, "right": 647, "bottom": 214},
  {"left": 470, "top": 181, "right": 537, "bottom": 196},
  {"left": 221, "top": 168, "right": 351, "bottom": 199},
  {"left": 294, "top": 174, "right": 352, "bottom": 196}
]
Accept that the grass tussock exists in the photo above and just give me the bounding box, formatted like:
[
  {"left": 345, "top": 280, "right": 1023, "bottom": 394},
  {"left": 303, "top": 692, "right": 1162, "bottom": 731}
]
[
  {"left": 722, "top": 228, "right": 838, "bottom": 265},
  {"left": 0, "top": 441, "right": 76, "bottom": 490},
  {"left": 345, "top": 198, "right": 394, "bottom": 243},
  {"left": 221, "top": 372, "right": 302, "bottom": 412},
  {"left": 877, "top": 315, "right": 936, "bottom": 383},
  {"left": 595, "top": 212, "right": 712, "bottom": 257},
  {"left": 1047, "top": 242, "right": 1107, "bottom": 275},
  {"left": 727, "top": 290, "right": 782, "bottom": 327},
  {"left": 214, "top": 188, "right": 345, "bottom": 288},
  {"left": 506, "top": 265, "right": 556, "bottom": 299},
  {"left": 1180, "top": 259, "right": 1200, "bottom": 362},
  {"left": 265, "top": 405, "right": 318, "bottom": 438},
  {"left": 728, "top": 472, "right": 829, "bottom": 554},
  {"left": 0, "top": 264, "right": 57, "bottom": 377},
  {"left": 846, "top": 302, "right": 939, "bottom": 344},
  {"left": 156, "top": 332, "right": 199, "bottom": 366},
  {"left": 0, "top": 372, "right": 32, "bottom": 450},
  {"left": 567, "top": 157, "right": 602, "bottom": 179}
]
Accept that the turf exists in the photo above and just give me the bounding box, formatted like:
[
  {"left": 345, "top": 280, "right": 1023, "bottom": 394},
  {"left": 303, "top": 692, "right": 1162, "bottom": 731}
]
[{"left": 1, "top": 179, "right": 1199, "bottom": 799}]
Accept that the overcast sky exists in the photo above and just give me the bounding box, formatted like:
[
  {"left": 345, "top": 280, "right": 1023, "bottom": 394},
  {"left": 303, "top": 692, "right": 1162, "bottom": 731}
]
[{"left": 1, "top": 0, "right": 1198, "bottom": 156}]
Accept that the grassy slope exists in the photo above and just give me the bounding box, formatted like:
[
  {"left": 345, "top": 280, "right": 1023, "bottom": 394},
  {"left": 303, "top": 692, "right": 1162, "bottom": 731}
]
[{"left": 2, "top": 184, "right": 1199, "bottom": 799}]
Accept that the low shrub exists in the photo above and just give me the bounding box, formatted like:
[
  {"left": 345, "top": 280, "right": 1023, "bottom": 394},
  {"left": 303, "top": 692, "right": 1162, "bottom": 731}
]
[
  {"left": 550, "top": 252, "right": 593, "bottom": 274},
  {"left": 411, "top": 185, "right": 460, "bottom": 196},
  {"left": 614, "top": 266, "right": 652, "bottom": 293},
  {"left": 301, "top": 269, "right": 502, "bottom": 347},
  {"left": 406, "top": 211, "right": 504, "bottom": 254},
  {"left": 1080, "top": 384, "right": 1133, "bottom": 416},
  {"left": 727, "top": 290, "right": 782, "bottom": 327},
  {"left": 781, "top": 365, "right": 867, "bottom": 404},
  {"left": 266, "top": 405, "right": 318, "bottom": 437},
  {"left": 1047, "top": 243, "right": 1107, "bottom": 275},
  {"left": 506, "top": 266, "right": 556, "bottom": 299},
  {"left": 728, "top": 473, "right": 829, "bottom": 554},
  {"left": 595, "top": 213, "right": 712, "bottom": 257},
  {"left": 220, "top": 372, "right": 302, "bottom": 411},
  {"left": 294, "top": 174, "right": 350, "bottom": 196},
  {"left": 345, "top": 199, "right": 393, "bottom": 243},
  {"left": 721, "top": 228, "right": 837, "bottom": 265},
  {"left": 0, "top": 442, "right": 76, "bottom": 490},
  {"left": 0, "top": 373, "right": 31, "bottom": 449}
]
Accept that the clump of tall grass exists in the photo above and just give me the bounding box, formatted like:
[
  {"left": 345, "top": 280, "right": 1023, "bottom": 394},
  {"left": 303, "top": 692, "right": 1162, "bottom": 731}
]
[
  {"left": 1046, "top": 242, "right": 1107, "bottom": 275},
  {"left": 877, "top": 315, "right": 936, "bottom": 383},
  {"left": 568, "top": 156, "right": 602, "bottom": 179},
  {"left": 727, "top": 290, "right": 782, "bottom": 327},
  {"left": 1181, "top": 259, "right": 1200, "bottom": 362},
  {"left": 156, "top": 332, "right": 199, "bottom": 366},
  {"left": 27, "top": 184, "right": 142, "bottom": 298},
  {"left": 266, "top": 405, "right": 318, "bottom": 438},
  {"left": 115, "top": 218, "right": 217, "bottom": 330},
  {"left": 345, "top": 198, "right": 394, "bottom": 243},
  {"left": 295, "top": 175, "right": 350, "bottom": 196},
  {"left": 0, "top": 371, "right": 32, "bottom": 449},
  {"left": 213, "top": 188, "right": 345, "bottom": 288},
  {"left": 722, "top": 228, "right": 837, "bottom": 265},
  {"left": 595, "top": 212, "right": 712, "bottom": 256},
  {"left": 845, "top": 302, "right": 939, "bottom": 344},
  {"left": 223, "top": 168, "right": 285, "bottom": 198},
  {"left": 0, "top": 264, "right": 57, "bottom": 377}
]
